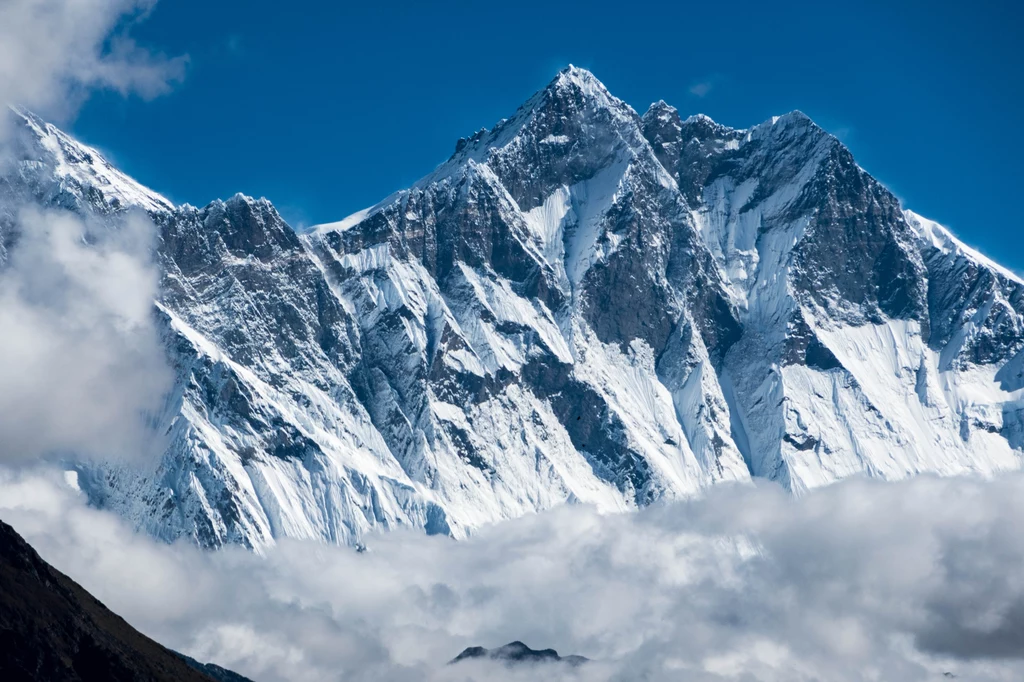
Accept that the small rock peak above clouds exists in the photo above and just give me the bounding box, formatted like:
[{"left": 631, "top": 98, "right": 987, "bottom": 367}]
[{"left": 450, "top": 641, "right": 589, "bottom": 667}]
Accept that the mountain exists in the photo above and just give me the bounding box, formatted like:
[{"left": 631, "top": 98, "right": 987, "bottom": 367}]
[
  {"left": 0, "top": 517, "right": 251, "bottom": 682},
  {"left": 641, "top": 103, "right": 1024, "bottom": 488},
  {"left": 1, "top": 66, "right": 1022, "bottom": 549},
  {"left": 176, "top": 654, "right": 255, "bottom": 682},
  {"left": 450, "top": 641, "right": 588, "bottom": 667}
]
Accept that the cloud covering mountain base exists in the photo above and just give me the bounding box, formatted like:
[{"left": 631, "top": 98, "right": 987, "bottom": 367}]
[
  {"left": 0, "top": 207, "right": 171, "bottom": 463},
  {"left": 3, "top": 469, "right": 1024, "bottom": 682}
]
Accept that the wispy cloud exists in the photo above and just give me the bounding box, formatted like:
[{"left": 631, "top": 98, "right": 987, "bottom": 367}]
[
  {"left": 689, "top": 80, "right": 714, "bottom": 98},
  {"left": 0, "top": 0, "right": 187, "bottom": 127},
  {"left": 687, "top": 73, "right": 725, "bottom": 99},
  {"left": 226, "top": 33, "right": 244, "bottom": 57},
  {"left": 832, "top": 126, "right": 853, "bottom": 142}
]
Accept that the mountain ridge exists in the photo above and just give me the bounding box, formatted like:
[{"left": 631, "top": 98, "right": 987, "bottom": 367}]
[{"left": 2, "top": 66, "right": 1022, "bottom": 549}]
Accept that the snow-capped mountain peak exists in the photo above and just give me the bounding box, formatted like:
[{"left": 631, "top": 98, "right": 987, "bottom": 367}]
[
  {"left": 547, "top": 64, "right": 629, "bottom": 109},
  {"left": 3, "top": 68, "right": 1022, "bottom": 550},
  {"left": 905, "top": 209, "right": 1024, "bottom": 286},
  {"left": 4, "top": 105, "right": 173, "bottom": 215}
]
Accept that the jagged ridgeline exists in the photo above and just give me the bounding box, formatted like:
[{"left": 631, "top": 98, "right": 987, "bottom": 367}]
[{"left": 2, "top": 66, "right": 1022, "bottom": 549}]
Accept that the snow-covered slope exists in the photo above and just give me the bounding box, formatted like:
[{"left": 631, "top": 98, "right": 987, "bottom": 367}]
[
  {"left": 642, "top": 103, "right": 1023, "bottom": 490},
  {"left": 2, "top": 69, "right": 1022, "bottom": 549},
  {"left": 0, "top": 107, "right": 172, "bottom": 264},
  {"left": 1, "top": 107, "right": 171, "bottom": 216},
  {"left": 303, "top": 66, "right": 750, "bottom": 518}
]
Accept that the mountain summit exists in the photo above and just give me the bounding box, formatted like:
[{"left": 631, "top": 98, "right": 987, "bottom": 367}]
[{"left": 2, "top": 68, "right": 1022, "bottom": 549}]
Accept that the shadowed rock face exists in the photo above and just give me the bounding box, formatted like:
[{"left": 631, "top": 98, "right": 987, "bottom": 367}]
[
  {"left": 2, "top": 64, "right": 1023, "bottom": 549},
  {"left": 451, "top": 641, "right": 588, "bottom": 667},
  {"left": 0, "top": 518, "right": 250, "bottom": 682}
]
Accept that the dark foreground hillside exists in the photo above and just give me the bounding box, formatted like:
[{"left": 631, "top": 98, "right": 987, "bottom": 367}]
[{"left": 0, "top": 518, "right": 250, "bottom": 682}]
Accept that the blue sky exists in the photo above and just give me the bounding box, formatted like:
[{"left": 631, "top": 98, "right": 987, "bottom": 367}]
[{"left": 72, "top": 0, "right": 1023, "bottom": 270}]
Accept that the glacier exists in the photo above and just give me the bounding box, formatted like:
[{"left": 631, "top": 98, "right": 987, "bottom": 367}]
[{"left": 1, "top": 66, "right": 1021, "bottom": 549}]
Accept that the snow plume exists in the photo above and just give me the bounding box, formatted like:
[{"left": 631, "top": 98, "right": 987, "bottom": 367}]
[
  {"left": 0, "top": 208, "right": 171, "bottom": 462},
  {"left": 3, "top": 470, "right": 1024, "bottom": 682},
  {"left": 0, "top": 0, "right": 185, "bottom": 130}
]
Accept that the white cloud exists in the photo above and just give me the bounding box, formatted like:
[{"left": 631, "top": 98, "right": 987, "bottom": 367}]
[
  {"left": 0, "top": 208, "right": 172, "bottom": 463},
  {"left": 4, "top": 469, "right": 1024, "bottom": 681},
  {"left": 0, "top": 0, "right": 179, "bottom": 464},
  {"left": 0, "top": 0, "right": 186, "bottom": 129}
]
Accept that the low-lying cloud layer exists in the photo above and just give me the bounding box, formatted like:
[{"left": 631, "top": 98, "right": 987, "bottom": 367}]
[
  {"left": 0, "top": 208, "right": 171, "bottom": 462},
  {"left": 3, "top": 469, "right": 1024, "bottom": 682}
]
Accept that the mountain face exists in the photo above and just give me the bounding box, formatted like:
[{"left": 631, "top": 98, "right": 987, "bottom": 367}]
[
  {"left": 2, "top": 66, "right": 1022, "bottom": 549},
  {"left": 0, "top": 518, "right": 248, "bottom": 682},
  {"left": 641, "top": 104, "right": 1024, "bottom": 488}
]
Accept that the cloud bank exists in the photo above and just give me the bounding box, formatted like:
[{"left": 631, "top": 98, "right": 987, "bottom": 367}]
[
  {"left": 3, "top": 469, "right": 1024, "bottom": 682},
  {"left": 0, "top": 0, "right": 181, "bottom": 463}
]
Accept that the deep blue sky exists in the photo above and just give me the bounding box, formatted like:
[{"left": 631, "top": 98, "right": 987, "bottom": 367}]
[{"left": 73, "top": 0, "right": 1023, "bottom": 270}]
